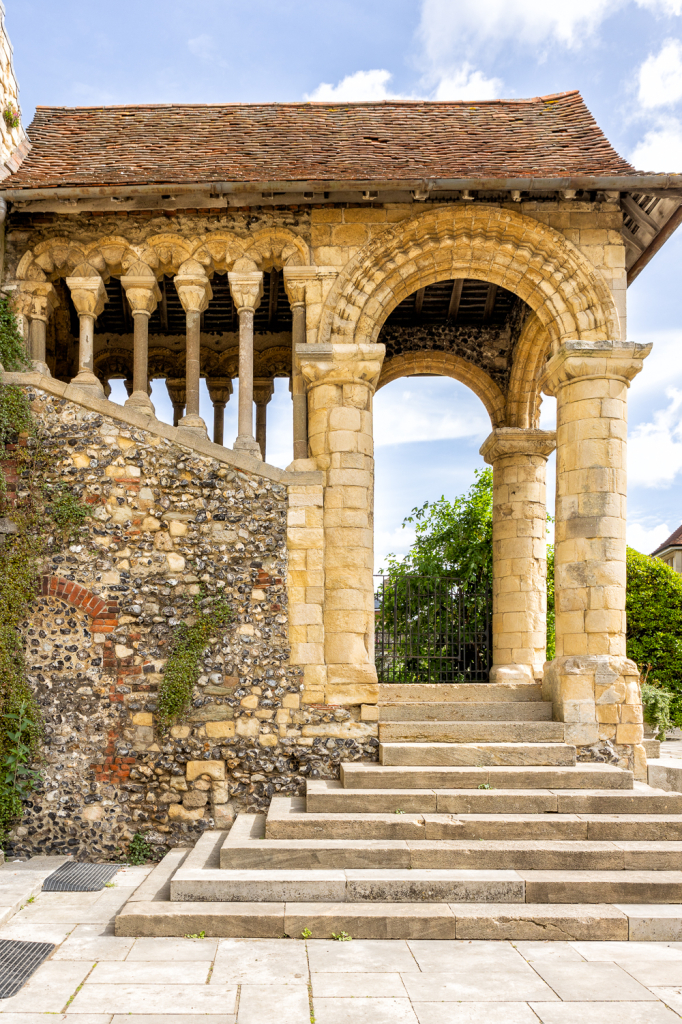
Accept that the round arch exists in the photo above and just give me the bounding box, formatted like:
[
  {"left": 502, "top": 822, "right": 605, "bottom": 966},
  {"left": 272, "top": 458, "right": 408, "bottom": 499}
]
[
  {"left": 317, "top": 205, "right": 621, "bottom": 356},
  {"left": 377, "top": 351, "right": 506, "bottom": 427}
]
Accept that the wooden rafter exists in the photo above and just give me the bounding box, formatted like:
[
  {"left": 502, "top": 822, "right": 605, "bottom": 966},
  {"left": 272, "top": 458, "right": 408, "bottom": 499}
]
[
  {"left": 447, "top": 279, "right": 463, "bottom": 320},
  {"left": 483, "top": 283, "right": 498, "bottom": 322},
  {"left": 269, "top": 268, "right": 279, "bottom": 329}
]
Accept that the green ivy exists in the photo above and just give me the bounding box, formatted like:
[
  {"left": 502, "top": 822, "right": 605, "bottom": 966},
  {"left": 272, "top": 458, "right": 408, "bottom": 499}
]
[
  {"left": 0, "top": 299, "right": 30, "bottom": 372},
  {"left": 44, "top": 484, "right": 92, "bottom": 542},
  {"left": 641, "top": 678, "right": 676, "bottom": 740},
  {"left": 127, "top": 832, "right": 155, "bottom": 865},
  {"left": 157, "top": 595, "right": 232, "bottom": 724}
]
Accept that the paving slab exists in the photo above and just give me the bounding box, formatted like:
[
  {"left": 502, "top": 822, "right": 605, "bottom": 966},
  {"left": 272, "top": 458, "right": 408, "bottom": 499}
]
[
  {"left": 127, "top": 936, "right": 219, "bottom": 960},
  {"left": 89, "top": 961, "right": 212, "bottom": 984},
  {"left": 0, "top": 960, "right": 91, "bottom": 1013},
  {"left": 401, "top": 968, "right": 557, "bottom": 1001},
  {"left": 126, "top": 849, "right": 192, "bottom": 903},
  {"left": 651, "top": 987, "right": 682, "bottom": 1015},
  {"left": 514, "top": 940, "right": 586, "bottom": 961},
  {"left": 2, "top": 1017, "right": 111, "bottom": 1024},
  {"left": 310, "top": 972, "right": 408, "bottom": 997},
  {"left": 570, "top": 940, "right": 682, "bottom": 961},
  {"left": 531, "top": 961, "right": 658, "bottom": 1001},
  {"left": 413, "top": 1005, "right": 544, "bottom": 1024},
  {"left": 306, "top": 938, "right": 419, "bottom": 973},
  {"left": 236, "top": 984, "right": 310, "bottom": 1024},
  {"left": 313, "top": 997, "right": 418, "bottom": 1024},
  {"left": 109, "top": 1018, "right": 234, "bottom": 1024},
  {"left": 406, "top": 939, "right": 528, "bottom": 970},
  {"left": 68, "top": 984, "right": 238, "bottom": 1015},
  {"left": 615, "top": 960, "right": 682, "bottom": 985},
  {"left": 210, "top": 937, "right": 308, "bottom": 984},
  {"left": 530, "top": 1005, "right": 681, "bottom": 1024},
  {"left": 52, "top": 927, "right": 135, "bottom": 960}
]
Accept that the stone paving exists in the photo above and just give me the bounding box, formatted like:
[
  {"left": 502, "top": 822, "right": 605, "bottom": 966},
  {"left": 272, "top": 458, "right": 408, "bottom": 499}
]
[{"left": 2, "top": 867, "right": 682, "bottom": 1022}]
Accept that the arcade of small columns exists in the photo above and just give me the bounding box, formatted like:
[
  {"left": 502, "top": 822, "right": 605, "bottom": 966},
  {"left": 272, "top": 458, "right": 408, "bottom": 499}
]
[
  {"left": 17, "top": 264, "right": 310, "bottom": 463},
  {"left": 11, "top": 204, "right": 648, "bottom": 772}
]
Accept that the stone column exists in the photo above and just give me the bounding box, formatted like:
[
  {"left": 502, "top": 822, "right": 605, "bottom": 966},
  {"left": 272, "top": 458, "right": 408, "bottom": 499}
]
[
  {"left": 207, "top": 377, "right": 233, "bottom": 446},
  {"left": 253, "top": 378, "right": 275, "bottom": 461},
  {"left": 480, "top": 428, "right": 556, "bottom": 685},
  {"left": 540, "top": 340, "right": 651, "bottom": 778},
  {"left": 299, "top": 343, "right": 384, "bottom": 705},
  {"left": 283, "top": 272, "right": 308, "bottom": 461},
  {"left": 165, "top": 378, "right": 186, "bottom": 427},
  {"left": 121, "top": 268, "right": 161, "bottom": 416},
  {"left": 174, "top": 269, "right": 212, "bottom": 435},
  {"left": 228, "top": 271, "right": 263, "bottom": 457},
  {"left": 20, "top": 283, "right": 59, "bottom": 376},
  {"left": 65, "top": 270, "right": 107, "bottom": 397}
]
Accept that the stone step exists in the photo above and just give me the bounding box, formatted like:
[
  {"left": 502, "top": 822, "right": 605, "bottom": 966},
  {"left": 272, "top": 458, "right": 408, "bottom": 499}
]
[
  {"left": 265, "top": 796, "right": 682, "bottom": 841},
  {"left": 379, "top": 702, "right": 554, "bottom": 722},
  {"left": 379, "top": 741, "right": 576, "bottom": 767},
  {"left": 305, "top": 780, "right": 682, "bottom": 815},
  {"left": 340, "top": 762, "right": 633, "bottom": 790},
  {"left": 378, "top": 683, "right": 542, "bottom": 703},
  {"left": 379, "top": 722, "right": 565, "bottom": 743},
  {"left": 170, "top": 867, "right": 525, "bottom": 903},
  {"left": 168, "top": 866, "right": 682, "bottom": 905},
  {"left": 220, "top": 820, "right": 682, "bottom": 872},
  {"left": 115, "top": 897, "right": 637, "bottom": 940}
]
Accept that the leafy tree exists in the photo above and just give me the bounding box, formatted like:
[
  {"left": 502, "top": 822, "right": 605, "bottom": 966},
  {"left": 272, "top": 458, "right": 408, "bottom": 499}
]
[
  {"left": 376, "top": 470, "right": 493, "bottom": 683},
  {"left": 380, "top": 468, "right": 493, "bottom": 586}
]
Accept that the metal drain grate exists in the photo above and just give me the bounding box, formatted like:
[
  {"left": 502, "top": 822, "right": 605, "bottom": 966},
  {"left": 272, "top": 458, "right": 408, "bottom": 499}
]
[
  {"left": 43, "top": 861, "right": 120, "bottom": 892},
  {"left": 0, "top": 939, "right": 55, "bottom": 998}
]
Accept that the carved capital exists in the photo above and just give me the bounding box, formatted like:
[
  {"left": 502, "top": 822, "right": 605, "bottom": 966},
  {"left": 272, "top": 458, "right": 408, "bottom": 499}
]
[
  {"left": 253, "top": 377, "right": 275, "bottom": 406},
  {"left": 540, "top": 340, "right": 652, "bottom": 396},
  {"left": 165, "top": 378, "right": 186, "bottom": 406},
  {"left": 65, "top": 275, "right": 107, "bottom": 318},
  {"left": 17, "top": 281, "right": 60, "bottom": 322},
  {"left": 298, "top": 343, "right": 385, "bottom": 392},
  {"left": 174, "top": 273, "right": 212, "bottom": 314},
  {"left": 227, "top": 271, "right": 263, "bottom": 312},
  {"left": 480, "top": 428, "right": 556, "bottom": 464},
  {"left": 121, "top": 272, "right": 161, "bottom": 317},
  {"left": 206, "top": 376, "right": 233, "bottom": 405}
]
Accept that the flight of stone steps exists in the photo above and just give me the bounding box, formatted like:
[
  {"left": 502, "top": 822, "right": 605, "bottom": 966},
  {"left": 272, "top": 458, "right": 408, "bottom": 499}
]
[{"left": 116, "top": 682, "right": 682, "bottom": 940}]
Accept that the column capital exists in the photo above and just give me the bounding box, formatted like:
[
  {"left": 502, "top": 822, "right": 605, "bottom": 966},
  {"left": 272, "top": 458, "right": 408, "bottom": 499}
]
[
  {"left": 480, "top": 427, "right": 556, "bottom": 464},
  {"left": 174, "top": 273, "right": 212, "bottom": 314},
  {"left": 227, "top": 271, "right": 263, "bottom": 312},
  {"left": 17, "top": 281, "right": 60, "bottom": 321},
  {"left": 65, "top": 275, "right": 107, "bottom": 318},
  {"left": 298, "top": 343, "right": 385, "bottom": 392},
  {"left": 540, "top": 340, "right": 652, "bottom": 396},
  {"left": 121, "top": 273, "right": 161, "bottom": 316},
  {"left": 253, "top": 377, "right": 275, "bottom": 406},
  {"left": 206, "top": 376, "right": 233, "bottom": 405}
]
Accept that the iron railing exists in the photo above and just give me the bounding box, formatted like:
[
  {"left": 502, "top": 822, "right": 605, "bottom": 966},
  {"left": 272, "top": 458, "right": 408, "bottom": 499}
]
[{"left": 374, "top": 574, "right": 492, "bottom": 683}]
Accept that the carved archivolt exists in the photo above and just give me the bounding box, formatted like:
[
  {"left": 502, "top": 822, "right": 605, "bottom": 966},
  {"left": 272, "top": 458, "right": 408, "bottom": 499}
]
[
  {"left": 377, "top": 351, "right": 506, "bottom": 428},
  {"left": 506, "top": 313, "right": 552, "bottom": 429},
  {"left": 16, "top": 228, "right": 310, "bottom": 285},
  {"left": 317, "top": 205, "right": 621, "bottom": 354}
]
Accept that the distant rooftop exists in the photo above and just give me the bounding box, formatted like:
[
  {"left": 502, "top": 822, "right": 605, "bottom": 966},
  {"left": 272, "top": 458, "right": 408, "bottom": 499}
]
[{"left": 651, "top": 524, "right": 682, "bottom": 557}]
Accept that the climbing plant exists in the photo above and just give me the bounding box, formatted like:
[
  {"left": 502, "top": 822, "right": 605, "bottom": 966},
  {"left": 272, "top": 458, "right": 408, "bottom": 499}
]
[{"left": 157, "top": 595, "right": 232, "bottom": 724}]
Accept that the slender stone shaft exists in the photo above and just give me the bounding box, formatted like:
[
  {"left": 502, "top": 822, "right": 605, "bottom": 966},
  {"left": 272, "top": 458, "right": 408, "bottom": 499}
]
[
  {"left": 121, "top": 269, "right": 160, "bottom": 415},
  {"left": 228, "top": 271, "right": 263, "bottom": 458},
  {"left": 30, "top": 317, "right": 46, "bottom": 365},
  {"left": 291, "top": 303, "right": 308, "bottom": 460},
  {"left": 174, "top": 268, "right": 212, "bottom": 435},
  {"left": 65, "top": 271, "right": 107, "bottom": 398},
  {"left": 185, "top": 309, "right": 201, "bottom": 418}
]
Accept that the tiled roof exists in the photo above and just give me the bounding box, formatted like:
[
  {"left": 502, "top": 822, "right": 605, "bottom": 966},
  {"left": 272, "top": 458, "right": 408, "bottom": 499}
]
[
  {"left": 651, "top": 524, "right": 682, "bottom": 556},
  {"left": 4, "top": 91, "right": 638, "bottom": 191}
]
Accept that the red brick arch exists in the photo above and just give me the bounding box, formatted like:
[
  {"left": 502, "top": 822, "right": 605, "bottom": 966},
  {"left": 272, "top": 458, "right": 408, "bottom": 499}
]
[{"left": 41, "top": 576, "right": 119, "bottom": 632}]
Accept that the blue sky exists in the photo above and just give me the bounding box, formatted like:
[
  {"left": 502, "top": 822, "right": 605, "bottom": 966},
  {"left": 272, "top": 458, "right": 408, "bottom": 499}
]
[{"left": 7, "top": 0, "right": 682, "bottom": 567}]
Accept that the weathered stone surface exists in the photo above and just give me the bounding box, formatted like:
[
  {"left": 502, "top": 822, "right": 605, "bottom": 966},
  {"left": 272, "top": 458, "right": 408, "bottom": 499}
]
[{"left": 453, "top": 903, "right": 629, "bottom": 940}]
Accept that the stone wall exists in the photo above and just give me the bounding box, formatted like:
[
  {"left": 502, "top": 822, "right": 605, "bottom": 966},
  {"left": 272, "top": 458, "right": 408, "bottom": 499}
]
[{"left": 6, "top": 381, "right": 377, "bottom": 860}]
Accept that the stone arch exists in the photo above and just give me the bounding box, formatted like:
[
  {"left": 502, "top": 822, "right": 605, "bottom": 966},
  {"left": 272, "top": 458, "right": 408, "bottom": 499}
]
[
  {"left": 377, "top": 351, "right": 506, "bottom": 427},
  {"left": 506, "top": 313, "right": 553, "bottom": 428},
  {"left": 318, "top": 205, "right": 621, "bottom": 356},
  {"left": 16, "top": 228, "right": 310, "bottom": 287}
]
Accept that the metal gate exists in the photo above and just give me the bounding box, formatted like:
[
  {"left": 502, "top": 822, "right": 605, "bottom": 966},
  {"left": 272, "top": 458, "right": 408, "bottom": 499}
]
[{"left": 374, "top": 574, "right": 492, "bottom": 683}]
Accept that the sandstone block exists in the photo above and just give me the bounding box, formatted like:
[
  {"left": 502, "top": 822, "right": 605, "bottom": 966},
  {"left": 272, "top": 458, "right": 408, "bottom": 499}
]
[
  {"left": 168, "top": 804, "right": 205, "bottom": 822},
  {"left": 205, "top": 720, "right": 236, "bottom": 738},
  {"left": 186, "top": 760, "right": 225, "bottom": 781}
]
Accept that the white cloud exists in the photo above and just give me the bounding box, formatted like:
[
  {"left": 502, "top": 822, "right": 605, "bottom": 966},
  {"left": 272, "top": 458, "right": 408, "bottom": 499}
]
[
  {"left": 433, "top": 64, "right": 502, "bottom": 101},
  {"left": 629, "top": 388, "right": 682, "bottom": 486},
  {"left": 627, "top": 521, "right": 671, "bottom": 553},
  {"left": 418, "top": 0, "right": 621, "bottom": 61},
  {"left": 638, "top": 39, "right": 682, "bottom": 107},
  {"left": 373, "top": 384, "right": 488, "bottom": 448},
  {"left": 637, "top": 0, "right": 682, "bottom": 14},
  {"left": 305, "top": 70, "right": 403, "bottom": 102},
  {"left": 305, "top": 66, "right": 501, "bottom": 103},
  {"left": 630, "top": 117, "right": 682, "bottom": 169},
  {"left": 375, "top": 524, "right": 417, "bottom": 573},
  {"left": 188, "top": 34, "right": 227, "bottom": 67}
]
